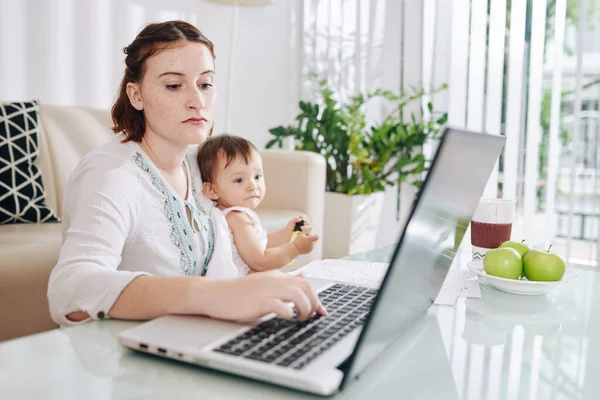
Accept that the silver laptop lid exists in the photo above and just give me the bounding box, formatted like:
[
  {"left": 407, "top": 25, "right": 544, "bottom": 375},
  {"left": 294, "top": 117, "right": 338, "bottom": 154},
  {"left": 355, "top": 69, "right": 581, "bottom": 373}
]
[{"left": 341, "top": 128, "right": 506, "bottom": 386}]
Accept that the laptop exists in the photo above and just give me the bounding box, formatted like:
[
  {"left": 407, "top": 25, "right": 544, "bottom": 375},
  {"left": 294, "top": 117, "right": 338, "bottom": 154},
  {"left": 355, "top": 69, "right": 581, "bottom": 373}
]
[{"left": 119, "top": 127, "right": 506, "bottom": 396}]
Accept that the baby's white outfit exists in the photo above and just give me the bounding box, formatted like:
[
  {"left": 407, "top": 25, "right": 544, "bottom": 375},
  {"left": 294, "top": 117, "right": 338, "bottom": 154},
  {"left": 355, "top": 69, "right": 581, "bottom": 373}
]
[{"left": 221, "top": 206, "right": 269, "bottom": 276}]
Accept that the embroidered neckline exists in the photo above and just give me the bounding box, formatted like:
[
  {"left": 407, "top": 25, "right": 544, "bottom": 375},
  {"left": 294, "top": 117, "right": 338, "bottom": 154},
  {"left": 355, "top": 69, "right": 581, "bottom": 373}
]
[
  {"left": 132, "top": 152, "right": 214, "bottom": 276},
  {"left": 189, "top": 165, "right": 214, "bottom": 276}
]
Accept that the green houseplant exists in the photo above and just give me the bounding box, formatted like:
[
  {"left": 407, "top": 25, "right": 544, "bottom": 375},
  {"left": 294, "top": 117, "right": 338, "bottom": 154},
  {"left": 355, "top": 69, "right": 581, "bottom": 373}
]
[
  {"left": 266, "top": 76, "right": 447, "bottom": 258},
  {"left": 266, "top": 76, "right": 448, "bottom": 196}
]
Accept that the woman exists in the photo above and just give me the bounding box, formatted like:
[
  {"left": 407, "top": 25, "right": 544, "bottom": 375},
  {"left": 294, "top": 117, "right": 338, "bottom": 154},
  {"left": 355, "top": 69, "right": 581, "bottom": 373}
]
[{"left": 47, "top": 20, "right": 325, "bottom": 326}]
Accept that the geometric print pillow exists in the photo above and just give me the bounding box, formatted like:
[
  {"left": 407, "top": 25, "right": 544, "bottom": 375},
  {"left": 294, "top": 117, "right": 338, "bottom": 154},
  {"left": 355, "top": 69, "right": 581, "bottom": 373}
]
[{"left": 0, "top": 100, "right": 59, "bottom": 224}]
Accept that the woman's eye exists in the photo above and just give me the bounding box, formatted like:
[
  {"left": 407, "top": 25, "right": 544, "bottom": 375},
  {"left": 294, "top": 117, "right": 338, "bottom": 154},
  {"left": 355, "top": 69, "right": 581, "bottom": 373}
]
[
  {"left": 199, "top": 83, "right": 213, "bottom": 90},
  {"left": 234, "top": 178, "right": 243, "bottom": 183},
  {"left": 166, "top": 84, "right": 181, "bottom": 90}
]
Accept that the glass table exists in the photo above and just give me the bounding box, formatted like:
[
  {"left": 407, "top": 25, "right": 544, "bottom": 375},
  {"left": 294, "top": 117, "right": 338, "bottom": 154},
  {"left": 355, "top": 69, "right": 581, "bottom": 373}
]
[{"left": 1, "top": 246, "right": 598, "bottom": 399}]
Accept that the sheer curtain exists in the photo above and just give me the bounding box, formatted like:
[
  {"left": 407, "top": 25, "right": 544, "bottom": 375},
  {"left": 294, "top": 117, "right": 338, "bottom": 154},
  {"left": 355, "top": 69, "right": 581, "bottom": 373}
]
[
  {"left": 301, "top": 0, "right": 386, "bottom": 103},
  {"left": 430, "top": 0, "right": 600, "bottom": 397},
  {"left": 439, "top": 0, "right": 600, "bottom": 269}
]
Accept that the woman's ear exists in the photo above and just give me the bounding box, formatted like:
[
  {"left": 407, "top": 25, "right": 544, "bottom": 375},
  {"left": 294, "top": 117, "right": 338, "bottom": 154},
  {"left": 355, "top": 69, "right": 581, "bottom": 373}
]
[
  {"left": 202, "top": 182, "right": 219, "bottom": 200},
  {"left": 126, "top": 82, "right": 144, "bottom": 111}
]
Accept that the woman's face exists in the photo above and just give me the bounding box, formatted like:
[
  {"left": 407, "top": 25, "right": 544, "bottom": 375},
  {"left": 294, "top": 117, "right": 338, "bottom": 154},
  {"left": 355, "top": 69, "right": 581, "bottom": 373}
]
[{"left": 127, "top": 41, "right": 216, "bottom": 147}]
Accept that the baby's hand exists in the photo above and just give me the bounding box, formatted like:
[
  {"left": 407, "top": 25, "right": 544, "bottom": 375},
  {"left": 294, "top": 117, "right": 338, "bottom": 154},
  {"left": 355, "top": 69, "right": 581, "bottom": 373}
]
[
  {"left": 299, "top": 222, "right": 312, "bottom": 235},
  {"left": 286, "top": 216, "right": 306, "bottom": 236},
  {"left": 293, "top": 232, "right": 319, "bottom": 255}
]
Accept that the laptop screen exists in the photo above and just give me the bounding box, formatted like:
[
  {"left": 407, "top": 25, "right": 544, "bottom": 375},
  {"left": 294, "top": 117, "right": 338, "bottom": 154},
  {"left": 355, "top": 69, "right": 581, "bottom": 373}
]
[{"left": 341, "top": 128, "right": 506, "bottom": 385}]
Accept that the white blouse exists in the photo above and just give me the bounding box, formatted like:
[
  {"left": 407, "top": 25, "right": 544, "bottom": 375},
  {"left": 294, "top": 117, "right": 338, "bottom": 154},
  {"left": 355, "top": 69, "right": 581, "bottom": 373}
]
[{"left": 47, "top": 137, "right": 237, "bottom": 326}]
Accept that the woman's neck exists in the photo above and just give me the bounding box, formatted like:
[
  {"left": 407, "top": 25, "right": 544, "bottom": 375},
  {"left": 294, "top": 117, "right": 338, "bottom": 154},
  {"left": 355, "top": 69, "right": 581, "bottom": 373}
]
[{"left": 139, "top": 134, "right": 187, "bottom": 175}]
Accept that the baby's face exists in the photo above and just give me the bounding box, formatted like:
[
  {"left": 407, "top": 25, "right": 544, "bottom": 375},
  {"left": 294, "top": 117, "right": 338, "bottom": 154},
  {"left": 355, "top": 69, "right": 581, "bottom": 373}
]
[{"left": 210, "top": 151, "right": 266, "bottom": 209}]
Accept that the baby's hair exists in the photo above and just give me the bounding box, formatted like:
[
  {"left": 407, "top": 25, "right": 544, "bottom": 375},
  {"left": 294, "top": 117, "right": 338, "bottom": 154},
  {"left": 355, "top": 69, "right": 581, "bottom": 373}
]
[{"left": 198, "top": 134, "right": 259, "bottom": 183}]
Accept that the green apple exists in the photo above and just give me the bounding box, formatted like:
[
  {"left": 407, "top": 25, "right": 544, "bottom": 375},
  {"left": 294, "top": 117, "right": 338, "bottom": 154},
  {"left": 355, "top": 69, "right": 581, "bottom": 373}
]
[
  {"left": 483, "top": 247, "right": 523, "bottom": 280},
  {"left": 500, "top": 240, "right": 530, "bottom": 258},
  {"left": 523, "top": 248, "right": 566, "bottom": 282}
]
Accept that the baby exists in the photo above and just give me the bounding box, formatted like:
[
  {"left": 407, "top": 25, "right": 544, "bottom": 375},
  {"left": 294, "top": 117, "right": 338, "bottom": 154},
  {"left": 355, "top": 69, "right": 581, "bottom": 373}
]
[{"left": 197, "top": 134, "right": 319, "bottom": 276}]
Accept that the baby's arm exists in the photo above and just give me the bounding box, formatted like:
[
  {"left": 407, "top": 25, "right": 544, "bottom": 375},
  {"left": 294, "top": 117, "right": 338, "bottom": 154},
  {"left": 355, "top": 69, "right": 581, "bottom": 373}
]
[
  {"left": 267, "top": 228, "right": 292, "bottom": 249},
  {"left": 226, "top": 211, "right": 300, "bottom": 272}
]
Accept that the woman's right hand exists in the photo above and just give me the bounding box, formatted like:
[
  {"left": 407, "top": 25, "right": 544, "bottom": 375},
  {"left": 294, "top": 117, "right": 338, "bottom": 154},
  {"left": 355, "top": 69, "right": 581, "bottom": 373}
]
[{"left": 200, "top": 271, "right": 327, "bottom": 322}]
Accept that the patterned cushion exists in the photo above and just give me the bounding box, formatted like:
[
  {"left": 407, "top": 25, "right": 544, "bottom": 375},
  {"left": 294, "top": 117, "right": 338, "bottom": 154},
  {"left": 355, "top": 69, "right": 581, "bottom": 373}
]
[{"left": 0, "top": 101, "right": 59, "bottom": 224}]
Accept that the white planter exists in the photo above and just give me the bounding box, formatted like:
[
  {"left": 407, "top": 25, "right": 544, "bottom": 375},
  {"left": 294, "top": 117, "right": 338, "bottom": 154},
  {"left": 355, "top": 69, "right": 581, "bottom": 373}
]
[{"left": 323, "top": 191, "right": 386, "bottom": 259}]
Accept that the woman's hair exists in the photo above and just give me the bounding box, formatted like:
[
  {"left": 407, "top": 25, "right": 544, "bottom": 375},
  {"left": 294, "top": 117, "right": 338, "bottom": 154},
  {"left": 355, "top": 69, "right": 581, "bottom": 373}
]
[
  {"left": 112, "top": 20, "right": 215, "bottom": 142},
  {"left": 198, "top": 134, "right": 259, "bottom": 183}
]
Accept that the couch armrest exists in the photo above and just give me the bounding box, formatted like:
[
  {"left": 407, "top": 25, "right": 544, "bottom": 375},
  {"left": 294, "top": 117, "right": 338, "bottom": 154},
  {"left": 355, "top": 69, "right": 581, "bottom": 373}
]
[{"left": 258, "top": 150, "right": 326, "bottom": 257}]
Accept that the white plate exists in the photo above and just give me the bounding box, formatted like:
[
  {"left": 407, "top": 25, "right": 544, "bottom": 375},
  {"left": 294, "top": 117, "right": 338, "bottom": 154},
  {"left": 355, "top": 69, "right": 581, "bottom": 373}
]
[{"left": 466, "top": 259, "right": 578, "bottom": 296}]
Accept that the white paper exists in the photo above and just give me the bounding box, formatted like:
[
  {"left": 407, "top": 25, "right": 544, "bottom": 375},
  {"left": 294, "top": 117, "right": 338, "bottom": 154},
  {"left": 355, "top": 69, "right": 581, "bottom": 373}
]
[
  {"left": 292, "top": 259, "right": 481, "bottom": 305},
  {"left": 435, "top": 269, "right": 481, "bottom": 306},
  {"left": 434, "top": 269, "right": 466, "bottom": 305},
  {"left": 291, "top": 259, "right": 388, "bottom": 288},
  {"left": 459, "top": 277, "right": 482, "bottom": 298}
]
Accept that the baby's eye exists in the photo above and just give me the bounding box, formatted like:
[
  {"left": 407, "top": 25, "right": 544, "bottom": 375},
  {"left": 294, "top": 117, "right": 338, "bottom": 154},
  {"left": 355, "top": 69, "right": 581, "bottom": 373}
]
[
  {"left": 234, "top": 178, "right": 243, "bottom": 183},
  {"left": 166, "top": 84, "right": 181, "bottom": 90},
  {"left": 255, "top": 174, "right": 263, "bottom": 180}
]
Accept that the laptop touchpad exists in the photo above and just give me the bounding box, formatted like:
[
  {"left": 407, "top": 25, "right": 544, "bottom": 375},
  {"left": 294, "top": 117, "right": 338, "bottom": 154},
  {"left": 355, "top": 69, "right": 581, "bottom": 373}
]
[{"left": 122, "top": 315, "right": 245, "bottom": 348}]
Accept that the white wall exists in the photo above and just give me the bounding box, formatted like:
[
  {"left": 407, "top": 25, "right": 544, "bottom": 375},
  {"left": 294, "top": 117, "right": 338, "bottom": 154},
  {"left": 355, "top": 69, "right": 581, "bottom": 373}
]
[{"left": 0, "top": 0, "right": 298, "bottom": 147}]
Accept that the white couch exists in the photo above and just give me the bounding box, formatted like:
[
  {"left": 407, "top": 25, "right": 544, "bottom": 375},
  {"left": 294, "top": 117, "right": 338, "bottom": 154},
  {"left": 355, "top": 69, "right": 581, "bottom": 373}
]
[{"left": 0, "top": 105, "right": 326, "bottom": 341}]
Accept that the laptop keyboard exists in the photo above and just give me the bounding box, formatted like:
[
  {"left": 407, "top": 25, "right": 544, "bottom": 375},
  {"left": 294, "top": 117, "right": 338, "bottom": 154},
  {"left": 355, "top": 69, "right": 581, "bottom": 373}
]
[{"left": 213, "top": 283, "right": 377, "bottom": 370}]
